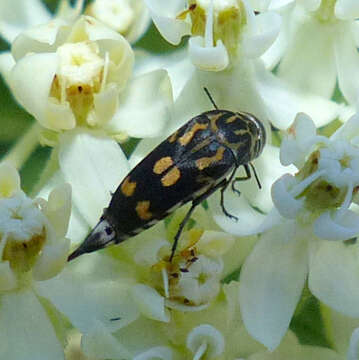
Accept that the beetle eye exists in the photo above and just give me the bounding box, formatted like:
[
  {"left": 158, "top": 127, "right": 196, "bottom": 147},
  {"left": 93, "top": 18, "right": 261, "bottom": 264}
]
[{"left": 105, "top": 227, "right": 113, "bottom": 235}]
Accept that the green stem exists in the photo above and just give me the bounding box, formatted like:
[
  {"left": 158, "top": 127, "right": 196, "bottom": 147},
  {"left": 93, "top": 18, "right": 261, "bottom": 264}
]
[{"left": 3, "top": 122, "right": 40, "bottom": 169}]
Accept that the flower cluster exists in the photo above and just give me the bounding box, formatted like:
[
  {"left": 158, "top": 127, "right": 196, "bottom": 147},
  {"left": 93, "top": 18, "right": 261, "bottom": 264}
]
[{"left": 2, "top": 0, "right": 359, "bottom": 359}]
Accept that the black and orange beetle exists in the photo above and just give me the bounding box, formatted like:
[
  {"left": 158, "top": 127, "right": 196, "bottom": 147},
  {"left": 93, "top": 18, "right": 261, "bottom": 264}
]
[{"left": 68, "top": 89, "right": 266, "bottom": 262}]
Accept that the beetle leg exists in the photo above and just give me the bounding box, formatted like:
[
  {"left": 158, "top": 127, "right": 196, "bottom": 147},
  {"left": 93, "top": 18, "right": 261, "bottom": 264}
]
[
  {"left": 231, "top": 164, "right": 251, "bottom": 195},
  {"left": 231, "top": 162, "right": 262, "bottom": 195},
  {"left": 169, "top": 178, "right": 228, "bottom": 262}
]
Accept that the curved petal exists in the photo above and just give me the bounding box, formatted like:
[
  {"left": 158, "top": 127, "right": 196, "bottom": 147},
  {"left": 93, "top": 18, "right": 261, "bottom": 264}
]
[
  {"left": 335, "top": 0, "right": 359, "bottom": 20},
  {"left": 255, "top": 62, "right": 342, "bottom": 129},
  {"left": 0, "top": 162, "right": 21, "bottom": 198},
  {"left": 0, "top": 261, "right": 17, "bottom": 292},
  {"left": 309, "top": 240, "right": 359, "bottom": 317},
  {"left": 0, "top": 0, "right": 51, "bottom": 43},
  {"left": 10, "top": 52, "right": 58, "bottom": 127},
  {"left": 11, "top": 18, "right": 67, "bottom": 60},
  {"left": 313, "top": 209, "right": 359, "bottom": 241},
  {"left": 242, "top": 12, "right": 282, "bottom": 59},
  {"left": 186, "top": 324, "right": 224, "bottom": 358},
  {"left": 239, "top": 145, "right": 295, "bottom": 213},
  {"left": 239, "top": 222, "right": 308, "bottom": 350},
  {"left": 0, "top": 289, "right": 63, "bottom": 360},
  {"left": 42, "top": 183, "right": 72, "bottom": 238},
  {"left": 58, "top": 130, "right": 130, "bottom": 227},
  {"left": 278, "top": 7, "right": 336, "bottom": 98},
  {"left": 32, "top": 227, "right": 70, "bottom": 281},
  {"left": 208, "top": 192, "right": 267, "bottom": 236},
  {"left": 81, "top": 320, "right": 131, "bottom": 359},
  {"left": 271, "top": 174, "right": 304, "bottom": 219},
  {"left": 188, "top": 37, "right": 229, "bottom": 71},
  {"left": 144, "top": 0, "right": 190, "bottom": 45},
  {"left": 334, "top": 23, "right": 359, "bottom": 105},
  {"left": 35, "top": 252, "right": 139, "bottom": 333},
  {"left": 130, "top": 284, "right": 169, "bottom": 322},
  {"left": 108, "top": 69, "right": 172, "bottom": 138},
  {"left": 0, "top": 52, "right": 15, "bottom": 87},
  {"left": 301, "top": 0, "right": 321, "bottom": 11}
]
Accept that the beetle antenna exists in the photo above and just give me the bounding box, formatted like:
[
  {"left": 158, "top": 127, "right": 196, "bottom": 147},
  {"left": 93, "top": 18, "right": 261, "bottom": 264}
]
[{"left": 204, "top": 87, "right": 218, "bottom": 110}]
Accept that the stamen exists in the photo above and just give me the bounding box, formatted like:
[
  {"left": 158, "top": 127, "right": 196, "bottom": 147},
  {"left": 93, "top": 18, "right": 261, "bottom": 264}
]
[
  {"left": 290, "top": 170, "right": 326, "bottom": 197},
  {"left": 101, "top": 52, "right": 110, "bottom": 92},
  {"left": 336, "top": 181, "right": 354, "bottom": 220},
  {"left": 204, "top": 0, "right": 214, "bottom": 47},
  {"left": 162, "top": 268, "right": 169, "bottom": 298},
  {"left": 193, "top": 341, "right": 207, "bottom": 360}
]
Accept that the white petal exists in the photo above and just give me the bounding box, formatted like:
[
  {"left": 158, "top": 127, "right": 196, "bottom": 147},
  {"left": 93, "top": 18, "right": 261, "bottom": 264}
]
[
  {"left": 188, "top": 37, "right": 229, "bottom": 71},
  {"left": 0, "top": 289, "right": 63, "bottom": 360},
  {"left": 335, "top": 0, "right": 359, "bottom": 20},
  {"left": 348, "top": 328, "right": 359, "bottom": 360},
  {"left": 32, "top": 236, "right": 70, "bottom": 281},
  {"left": 331, "top": 111, "right": 359, "bottom": 141},
  {"left": 134, "top": 347, "right": 173, "bottom": 360},
  {"left": 82, "top": 319, "right": 131, "bottom": 359},
  {"left": 239, "top": 222, "right": 308, "bottom": 350},
  {"left": 0, "top": 262, "right": 17, "bottom": 292},
  {"left": 10, "top": 52, "right": 58, "bottom": 128},
  {"left": 133, "top": 48, "right": 194, "bottom": 101},
  {"left": 255, "top": 62, "right": 342, "bottom": 129},
  {"left": 186, "top": 324, "right": 224, "bottom": 358},
  {"left": 11, "top": 18, "right": 67, "bottom": 60},
  {"left": 92, "top": 84, "right": 119, "bottom": 127},
  {"left": 301, "top": 0, "right": 321, "bottom": 11},
  {"left": 309, "top": 240, "right": 359, "bottom": 317},
  {"left": 239, "top": 145, "right": 294, "bottom": 213},
  {"left": 108, "top": 69, "right": 172, "bottom": 138},
  {"left": 42, "top": 183, "right": 72, "bottom": 238},
  {"left": 58, "top": 130, "right": 130, "bottom": 227},
  {"left": 130, "top": 284, "right": 169, "bottom": 322},
  {"left": 334, "top": 23, "right": 359, "bottom": 105},
  {"left": 242, "top": 12, "right": 282, "bottom": 59},
  {"left": 0, "top": 52, "right": 15, "bottom": 87},
  {"left": 35, "top": 253, "right": 139, "bottom": 333},
  {"left": 197, "top": 231, "right": 235, "bottom": 258},
  {"left": 208, "top": 191, "right": 267, "bottom": 236},
  {"left": 0, "top": 0, "right": 51, "bottom": 43},
  {"left": 278, "top": 7, "right": 336, "bottom": 98},
  {"left": 313, "top": 210, "right": 359, "bottom": 241},
  {"left": 271, "top": 174, "right": 304, "bottom": 219},
  {"left": 144, "top": 0, "right": 190, "bottom": 45}
]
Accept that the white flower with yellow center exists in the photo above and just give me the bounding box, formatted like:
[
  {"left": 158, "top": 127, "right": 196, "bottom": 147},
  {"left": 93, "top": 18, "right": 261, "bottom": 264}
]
[
  {"left": 140, "top": 0, "right": 343, "bottom": 138},
  {"left": 254, "top": 0, "right": 359, "bottom": 105},
  {"left": 0, "top": 162, "right": 72, "bottom": 359},
  {"left": 239, "top": 112, "right": 359, "bottom": 351},
  {"left": 85, "top": 0, "right": 151, "bottom": 43},
  {"left": 77, "top": 281, "right": 341, "bottom": 360},
  {"left": 4, "top": 14, "right": 171, "bottom": 144}
]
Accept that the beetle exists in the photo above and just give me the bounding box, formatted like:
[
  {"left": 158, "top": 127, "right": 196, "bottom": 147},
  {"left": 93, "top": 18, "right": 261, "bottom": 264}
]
[{"left": 68, "top": 88, "right": 266, "bottom": 262}]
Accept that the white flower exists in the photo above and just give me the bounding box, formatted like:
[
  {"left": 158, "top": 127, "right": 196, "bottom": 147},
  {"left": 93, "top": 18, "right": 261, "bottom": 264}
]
[
  {"left": 262, "top": 0, "right": 359, "bottom": 105},
  {"left": 239, "top": 112, "right": 359, "bottom": 350},
  {"left": 85, "top": 0, "right": 151, "bottom": 43},
  {"left": 1, "top": 13, "right": 172, "bottom": 145},
  {"left": 140, "top": 0, "right": 343, "bottom": 141},
  {"left": 0, "top": 162, "right": 72, "bottom": 359}
]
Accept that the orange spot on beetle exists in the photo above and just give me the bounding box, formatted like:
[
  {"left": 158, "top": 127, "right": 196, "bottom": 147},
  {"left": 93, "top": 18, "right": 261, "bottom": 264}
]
[
  {"left": 196, "top": 147, "right": 225, "bottom": 170},
  {"left": 121, "top": 177, "right": 137, "bottom": 197},
  {"left": 178, "top": 123, "right": 208, "bottom": 146},
  {"left": 136, "top": 201, "right": 152, "bottom": 220},
  {"left": 161, "top": 167, "right": 181, "bottom": 187},
  {"left": 153, "top": 157, "right": 174, "bottom": 175}
]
